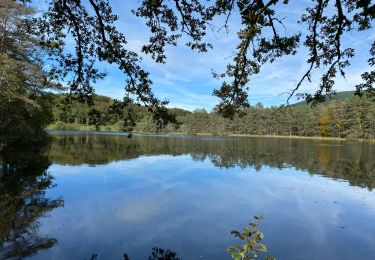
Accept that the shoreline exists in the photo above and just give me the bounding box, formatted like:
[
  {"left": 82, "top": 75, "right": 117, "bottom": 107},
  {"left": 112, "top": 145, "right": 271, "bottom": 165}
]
[{"left": 46, "top": 127, "right": 375, "bottom": 143}]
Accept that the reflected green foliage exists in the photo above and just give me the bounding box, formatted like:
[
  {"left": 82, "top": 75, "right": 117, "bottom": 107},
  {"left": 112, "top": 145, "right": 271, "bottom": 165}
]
[
  {"left": 90, "top": 218, "right": 273, "bottom": 260},
  {"left": 148, "top": 247, "right": 180, "bottom": 260},
  {"left": 228, "top": 216, "right": 274, "bottom": 260},
  {"left": 48, "top": 93, "right": 375, "bottom": 139},
  {"left": 48, "top": 134, "right": 375, "bottom": 190},
  {"left": 90, "top": 247, "right": 180, "bottom": 260},
  {"left": 0, "top": 147, "right": 63, "bottom": 259}
]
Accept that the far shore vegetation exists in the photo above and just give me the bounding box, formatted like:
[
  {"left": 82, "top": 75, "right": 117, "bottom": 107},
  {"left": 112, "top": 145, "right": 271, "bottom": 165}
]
[
  {"left": 1, "top": 0, "right": 375, "bottom": 151},
  {"left": 46, "top": 92, "right": 375, "bottom": 140},
  {"left": 46, "top": 125, "right": 375, "bottom": 143}
]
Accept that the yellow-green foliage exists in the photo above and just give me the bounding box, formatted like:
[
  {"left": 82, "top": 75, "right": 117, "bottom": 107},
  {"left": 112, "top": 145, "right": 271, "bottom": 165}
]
[
  {"left": 0, "top": 1, "right": 55, "bottom": 149},
  {"left": 227, "top": 216, "right": 275, "bottom": 260},
  {"left": 48, "top": 93, "right": 375, "bottom": 139}
]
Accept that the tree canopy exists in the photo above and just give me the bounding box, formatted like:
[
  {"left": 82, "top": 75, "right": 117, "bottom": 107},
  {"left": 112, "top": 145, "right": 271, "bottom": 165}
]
[
  {"left": 16, "top": 0, "right": 374, "bottom": 117},
  {"left": 0, "top": 0, "right": 60, "bottom": 149}
]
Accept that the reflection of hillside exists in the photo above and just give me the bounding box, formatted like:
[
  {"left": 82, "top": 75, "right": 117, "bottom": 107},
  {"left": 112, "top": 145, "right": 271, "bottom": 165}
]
[
  {"left": 0, "top": 148, "right": 63, "bottom": 259},
  {"left": 49, "top": 134, "right": 375, "bottom": 189}
]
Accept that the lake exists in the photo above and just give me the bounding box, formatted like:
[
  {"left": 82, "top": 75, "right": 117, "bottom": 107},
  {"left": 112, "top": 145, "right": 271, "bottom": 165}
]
[{"left": 1, "top": 131, "right": 375, "bottom": 259}]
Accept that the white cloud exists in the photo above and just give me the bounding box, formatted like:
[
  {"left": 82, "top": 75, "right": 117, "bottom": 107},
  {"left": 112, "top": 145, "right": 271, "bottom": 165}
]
[{"left": 89, "top": 1, "right": 374, "bottom": 109}]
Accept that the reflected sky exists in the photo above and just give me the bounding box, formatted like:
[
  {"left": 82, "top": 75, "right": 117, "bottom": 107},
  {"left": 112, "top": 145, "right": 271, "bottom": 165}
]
[{"left": 30, "top": 133, "right": 375, "bottom": 260}]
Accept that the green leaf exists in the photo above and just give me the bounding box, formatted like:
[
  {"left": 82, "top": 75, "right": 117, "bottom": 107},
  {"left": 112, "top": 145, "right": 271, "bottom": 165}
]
[{"left": 231, "top": 252, "right": 242, "bottom": 260}]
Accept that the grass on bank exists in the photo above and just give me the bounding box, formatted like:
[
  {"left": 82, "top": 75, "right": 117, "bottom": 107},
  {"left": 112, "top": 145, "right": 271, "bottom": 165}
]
[{"left": 46, "top": 122, "right": 123, "bottom": 132}]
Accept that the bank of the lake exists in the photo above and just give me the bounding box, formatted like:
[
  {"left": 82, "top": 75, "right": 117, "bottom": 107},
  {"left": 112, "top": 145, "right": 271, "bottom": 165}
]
[
  {"left": 46, "top": 125, "right": 375, "bottom": 143},
  {"left": 47, "top": 92, "right": 375, "bottom": 140}
]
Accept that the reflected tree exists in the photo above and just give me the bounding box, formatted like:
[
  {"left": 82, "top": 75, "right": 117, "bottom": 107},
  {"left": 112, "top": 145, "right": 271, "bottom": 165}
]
[
  {"left": 88, "top": 219, "right": 274, "bottom": 260},
  {"left": 48, "top": 134, "right": 375, "bottom": 190},
  {"left": 0, "top": 147, "right": 64, "bottom": 259},
  {"left": 147, "top": 247, "right": 180, "bottom": 260},
  {"left": 90, "top": 247, "right": 180, "bottom": 260}
]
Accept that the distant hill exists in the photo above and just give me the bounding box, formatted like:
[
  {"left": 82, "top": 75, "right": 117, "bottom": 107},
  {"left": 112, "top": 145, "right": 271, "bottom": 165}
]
[{"left": 293, "top": 91, "right": 356, "bottom": 106}]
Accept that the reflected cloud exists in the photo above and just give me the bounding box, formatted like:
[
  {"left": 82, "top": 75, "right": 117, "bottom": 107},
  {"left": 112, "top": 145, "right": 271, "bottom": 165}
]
[
  {"left": 21, "top": 133, "right": 375, "bottom": 259},
  {"left": 48, "top": 133, "right": 375, "bottom": 190}
]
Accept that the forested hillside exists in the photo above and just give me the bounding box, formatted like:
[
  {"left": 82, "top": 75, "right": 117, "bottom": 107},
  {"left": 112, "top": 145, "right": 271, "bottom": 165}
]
[
  {"left": 47, "top": 93, "right": 375, "bottom": 139},
  {"left": 293, "top": 91, "right": 356, "bottom": 106}
]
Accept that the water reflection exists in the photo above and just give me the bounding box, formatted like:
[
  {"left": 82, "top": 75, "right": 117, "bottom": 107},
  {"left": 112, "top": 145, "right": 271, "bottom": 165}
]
[
  {"left": 48, "top": 132, "right": 375, "bottom": 190},
  {"left": 21, "top": 132, "right": 375, "bottom": 259},
  {"left": 0, "top": 147, "right": 63, "bottom": 259},
  {"left": 90, "top": 247, "right": 180, "bottom": 260}
]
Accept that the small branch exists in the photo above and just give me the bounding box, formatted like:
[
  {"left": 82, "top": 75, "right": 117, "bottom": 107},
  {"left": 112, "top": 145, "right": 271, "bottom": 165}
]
[{"left": 287, "top": 0, "right": 325, "bottom": 105}]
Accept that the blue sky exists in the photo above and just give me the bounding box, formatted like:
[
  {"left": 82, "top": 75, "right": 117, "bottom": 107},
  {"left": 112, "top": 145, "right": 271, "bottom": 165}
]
[{"left": 82, "top": 1, "right": 374, "bottom": 111}]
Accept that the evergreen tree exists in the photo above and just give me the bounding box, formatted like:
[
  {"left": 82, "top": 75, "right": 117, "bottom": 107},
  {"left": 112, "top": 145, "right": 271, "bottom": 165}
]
[{"left": 0, "top": 0, "right": 60, "bottom": 149}]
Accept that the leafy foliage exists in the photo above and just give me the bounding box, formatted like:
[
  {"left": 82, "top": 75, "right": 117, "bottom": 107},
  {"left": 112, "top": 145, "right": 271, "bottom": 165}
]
[
  {"left": 17, "top": 0, "right": 375, "bottom": 119},
  {"left": 227, "top": 216, "right": 274, "bottom": 260},
  {"left": 27, "top": 0, "right": 174, "bottom": 127},
  {"left": 133, "top": 0, "right": 375, "bottom": 116},
  {"left": 48, "top": 93, "right": 375, "bottom": 139},
  {"left": 2, "top": 0, "right": 374, "bottom": 144},
  {"left": 0, "top": 0, "right": 59, "bottom": 149}
]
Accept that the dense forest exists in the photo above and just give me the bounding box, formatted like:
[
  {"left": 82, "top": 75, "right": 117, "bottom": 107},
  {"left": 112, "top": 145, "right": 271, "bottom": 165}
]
[{"left": 48, "top": 92, "right": 375, "bottom": 139}]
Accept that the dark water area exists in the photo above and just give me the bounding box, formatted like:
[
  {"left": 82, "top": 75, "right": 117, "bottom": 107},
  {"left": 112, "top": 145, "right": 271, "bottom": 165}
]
[{"left": 1, "top": 131, "right": 375, "bottom": 259}]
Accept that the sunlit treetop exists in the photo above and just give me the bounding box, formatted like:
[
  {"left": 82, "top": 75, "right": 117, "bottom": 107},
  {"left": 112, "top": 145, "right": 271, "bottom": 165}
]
[{"left": 18, "top": 0, "right": 375, "bottom": 119}]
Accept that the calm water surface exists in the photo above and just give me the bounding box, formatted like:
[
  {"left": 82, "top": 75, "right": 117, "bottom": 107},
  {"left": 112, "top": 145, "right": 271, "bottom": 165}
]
[{"left": 1, "top": 131, "right": 375, "bottom": 259}]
